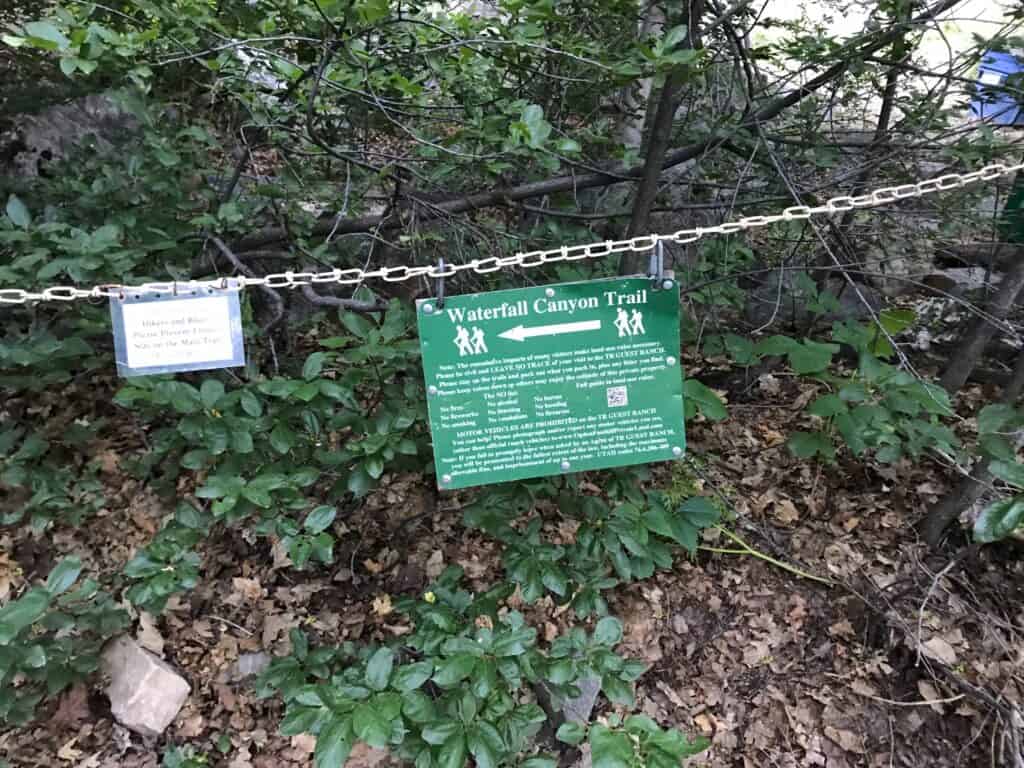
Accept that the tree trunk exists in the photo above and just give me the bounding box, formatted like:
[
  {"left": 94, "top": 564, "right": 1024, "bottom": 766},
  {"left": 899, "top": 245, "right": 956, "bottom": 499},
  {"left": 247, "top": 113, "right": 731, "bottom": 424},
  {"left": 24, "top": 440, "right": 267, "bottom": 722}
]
[
  {"left": 621, "top": 1, "right": 705, "bottom": 275},
  {"left": 939, "top": 241, "right": 1024, "bottom": 394},
  {"left": 921, "top": 347, "right": 1024, "bottom": 547}
]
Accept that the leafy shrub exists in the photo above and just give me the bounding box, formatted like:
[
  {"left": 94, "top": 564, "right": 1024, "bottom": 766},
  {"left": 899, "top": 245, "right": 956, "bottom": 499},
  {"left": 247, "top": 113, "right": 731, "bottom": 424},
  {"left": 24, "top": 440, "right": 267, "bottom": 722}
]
[
  {"left": 0, "top": 558, "right": 128, "bottom": 725},
  {"left": 464, "top": 480, "right": 722, "bottom": 617},
  {"left": 257, "top": 567, "right": 704, "bottom": 768}
]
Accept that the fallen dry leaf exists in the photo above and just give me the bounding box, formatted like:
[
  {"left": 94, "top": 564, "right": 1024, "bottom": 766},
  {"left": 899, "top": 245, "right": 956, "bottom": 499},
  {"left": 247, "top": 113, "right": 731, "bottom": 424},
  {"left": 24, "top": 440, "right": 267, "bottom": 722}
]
[
  {"left": 57, "top": 737, "right": 82, "bottom": 762},
  {"left": 137, "top": 610, "right": 165, "bottom": 656},
  {"left": 425, "top": 550, "right": 445, "bottom": 579},
  {"left": 52, "top": 683, "right": 90, "bottom": 729},
  {"left": 922, "top": 636, "right": 958, "bottom": 665},
  {"left": 372, "top": 594, "right": 393, "bottom": 617}
]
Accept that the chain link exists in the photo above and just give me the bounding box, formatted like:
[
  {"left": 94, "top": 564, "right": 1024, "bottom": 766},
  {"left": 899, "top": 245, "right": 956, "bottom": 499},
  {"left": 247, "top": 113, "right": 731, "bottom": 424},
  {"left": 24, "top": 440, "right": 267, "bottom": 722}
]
[{"left": 2, "top": 161, "right": 1023, "bottom": 305}]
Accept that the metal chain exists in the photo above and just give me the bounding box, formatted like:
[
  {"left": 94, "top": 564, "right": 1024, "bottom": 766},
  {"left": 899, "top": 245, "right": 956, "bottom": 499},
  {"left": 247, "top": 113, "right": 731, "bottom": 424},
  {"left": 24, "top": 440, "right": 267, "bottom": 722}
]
[{"left": 2, "top": 161, "right": 1022, "bottom": 305}]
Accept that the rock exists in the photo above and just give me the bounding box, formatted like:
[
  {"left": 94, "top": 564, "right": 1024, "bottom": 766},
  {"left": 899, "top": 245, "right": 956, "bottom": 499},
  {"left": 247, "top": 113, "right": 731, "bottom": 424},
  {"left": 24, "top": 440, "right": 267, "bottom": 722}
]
[
  {"left": 102, "top": 635, "right": 190, "bottom": 737},
  {"left": 1, "top": 93, "right": 140, "bottom": 178},
  {"left": 745, "top": 270, "right": 883, "bottom": 329},
  {"left": 230, "top": 651, "right": 273, "bottom": 682},
  {"left": 557, "top": 675, "right": 602, "bottom": 724},
  {"left": 536, "top": 675, "right": 601, "bottom": 726}
]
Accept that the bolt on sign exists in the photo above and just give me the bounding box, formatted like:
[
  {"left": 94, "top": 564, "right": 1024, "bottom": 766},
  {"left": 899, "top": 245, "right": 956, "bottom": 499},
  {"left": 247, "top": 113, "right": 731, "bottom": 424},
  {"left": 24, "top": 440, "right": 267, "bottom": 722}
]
[{"left": 417, "top": 277, "right": 685, "bottom": 490}]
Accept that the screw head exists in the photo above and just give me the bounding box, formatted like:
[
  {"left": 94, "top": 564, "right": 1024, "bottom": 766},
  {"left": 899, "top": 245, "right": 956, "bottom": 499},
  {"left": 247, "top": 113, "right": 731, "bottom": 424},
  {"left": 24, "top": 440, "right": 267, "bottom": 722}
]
[
  {"left": 545, "top": 288, "right": 555, "bottom": 298},
  {"left": 422, "top": 303, "right": 434, "bottom": 314},
  {"left": 662, "top": 279, "right": 674, "bottom": 290},
  {"left": 441, "top": 474, "right": 452, "bottom": 485},
  {"left": 672, "top": 446, "right": 683, "bottom": 457},
  {"left": 428, "top": 385, "right": 438, "bottom": 396},
  {"left": 560, "top": 460, "right": 571, "bottom": 471},
  {"left": 666, "top": 356, "right": 676, "bottom": 366}
]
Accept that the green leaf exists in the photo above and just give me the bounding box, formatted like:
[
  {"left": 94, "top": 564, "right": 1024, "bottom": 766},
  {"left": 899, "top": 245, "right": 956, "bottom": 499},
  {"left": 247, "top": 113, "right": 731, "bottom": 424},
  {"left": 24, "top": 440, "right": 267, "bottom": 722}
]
[
  {"left": 754, "top": 335, "right": 798, "bottom": 356},
  {"left": 491, "top": 627, "right": 536, "bottom": 656},
  {"left": 392, "top": 661, "right": 434, "bottom": 692},
  {"left": 303, "top": 352, "right": 327, "bottom": 381},
  {"left": 5, "top": 195, "right": 31, "bottom": 229},
  {"left": 556, "top": 138, "right": 581, "bottom": 154},
  {"left": 788, "top": 340, "right": 838, "bottom": 375},
  {"left": 601, "top": 674, "right": 634, "bottom": 706},
  {"left": 808, "top": 394, "right": 847, "bottom": 418},
  {"left": 592, "top": 617, "right": 623, "bottom": 646},
  {"left": 439, "top": 731, "right": 467, "bottom": 768},
  {"left": 433, "top": 653, "right": 477, "bottom": 686},
  {"left": 44, "top": 557, "right": 82, "bottom": 596},
  {"left": 467, "top": 724, "right": 501, "bottom": 768},
  {"left": 305, "top": 506, "right": 336, "bottom": 534},
  {"left": 521, "top": 757, "right": 557, "bottom": 768},
  {"left": 0, "top": 588, "right": 50, "bottom": 645},
  {"left": 663, "top": 24, "right": 690, "bottom": 50},
  {"left": 314, "top": 716, "right": 353, "bottom": 768},
  {"left": 25, "top": 21, "right": 70, "bottom": 50},
  {"left": 878, "top": 307, "right": 916, "bottom": 335},
  {"left": 521, "top": 104, "right": 552, "bottom": 148},
  {"left": 239, "top": 390, "right": 263, "bottom": 417},
  {"left": 364, "top": 456, "right": 385, "bottom": 480},
  {"left": 352, "top": 702, "right": 390, "bottom": 747},
  {"left": 200, "top": 380, "right": 225, "bottom": 409},
  {"left": 347, "top": 466, "right": 373, "bottom": 497},
  {"left": 787, "top": 431, "right": 834, "bottom": 460},
  {"left": 403, "top": 690, "right": 438, "bottom": 723},
  {"left": 988, "top": 460, "right": 1024, "bottom": 488},
  {"left": 978, "top": 404, "right": 1018, "bottom": 435},
  {"left": 678, "top": 496, "right": 721, "bottom": 527},
  {"left": 270, "top": 423, "right": 296, "bottom": 454},
  {"left": 365, "top": 647, "right": 394, "bottom": 691},
  {"left": 590, "top": 725, "right": 633, "bottom": 768},
  {"left": 683, "top": 378, "right": 727, "bottom": 421},
  {"left": 974, "top": 496, "right": 1024, "bottom": 543},
  {"left": 422, "top": 721, "right": 460, "bottom": 745},
  {"left": 556, "top": 721, "right": 587, "bottom": 745}
]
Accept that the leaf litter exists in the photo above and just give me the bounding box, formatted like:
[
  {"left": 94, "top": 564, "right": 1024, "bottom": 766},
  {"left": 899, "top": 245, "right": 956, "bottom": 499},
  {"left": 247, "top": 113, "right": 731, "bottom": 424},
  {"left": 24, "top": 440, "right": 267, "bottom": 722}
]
[{"left": 3, "top": 372, "right": 1023, "bottom": 768}]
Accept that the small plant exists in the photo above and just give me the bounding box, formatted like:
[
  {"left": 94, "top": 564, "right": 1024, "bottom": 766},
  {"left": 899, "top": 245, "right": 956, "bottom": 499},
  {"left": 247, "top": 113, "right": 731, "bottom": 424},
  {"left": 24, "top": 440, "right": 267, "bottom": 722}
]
[
  {"left": 464, "top": 480, "right": 723, "bottom": 617},
  {"left": 556, "top": 715, "right": 709, "bottom": 768},
  {"left": 124, "top": 503, "right": 211, "bottom": 613},
  {"left": 0, "top": 426, "right": 105, "bottom": 531},
  {"left": 162, "top": 744, "right": 210, "bottom": 768},
  {"left": 0, "top": 557, "right": 128, "bottom": 725},
  {"left": 257, "top": 568, "right": 703, "bottom": 768}
]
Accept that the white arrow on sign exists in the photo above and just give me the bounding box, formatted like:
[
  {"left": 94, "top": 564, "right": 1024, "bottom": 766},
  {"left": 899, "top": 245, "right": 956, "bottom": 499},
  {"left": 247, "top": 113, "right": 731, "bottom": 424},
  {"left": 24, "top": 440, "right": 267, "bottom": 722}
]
[{"left": 498, "top": 319, "right": 601, "bottom": 342}]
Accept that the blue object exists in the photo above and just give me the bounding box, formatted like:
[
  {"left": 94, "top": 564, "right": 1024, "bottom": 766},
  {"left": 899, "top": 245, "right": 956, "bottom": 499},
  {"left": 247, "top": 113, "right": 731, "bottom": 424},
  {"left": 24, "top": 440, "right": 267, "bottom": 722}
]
[
  {"left": 971, "top": 51, "right": 1024, "bottom": 126},
  {"left": 109, "top": 280, "right": 246, "bottom": 377}
]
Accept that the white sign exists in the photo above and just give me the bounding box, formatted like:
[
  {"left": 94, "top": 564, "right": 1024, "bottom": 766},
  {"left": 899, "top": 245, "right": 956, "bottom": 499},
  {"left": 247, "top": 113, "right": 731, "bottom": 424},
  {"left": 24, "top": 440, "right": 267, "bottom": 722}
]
[{"left": 110, "top": 288, "right": 245, "bottom": 377}]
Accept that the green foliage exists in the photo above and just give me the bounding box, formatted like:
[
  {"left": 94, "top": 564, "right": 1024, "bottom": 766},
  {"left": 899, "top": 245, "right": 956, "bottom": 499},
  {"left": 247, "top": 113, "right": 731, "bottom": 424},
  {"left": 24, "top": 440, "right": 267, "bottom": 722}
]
[
  {"left": 464, "top": 477, "right": 721, "bottom": 617},
  {"left": 162, "top": 745, "right": 209, "bottom": 768},
  {"left": 258, "top": 568, "right": 701, "bottom": 768},
  {"left": 124, "top": 503, "right": 211, "bottom": 613},
  {"left": 0, "top": 558, "right": 128, "bottom": 725},
  {"left": 115, "top": 301, "right": 426, "bottom": 510},
  {"left": 0, "top": 424, "right": 105, "bottom": 531},
  {"left": 586, "top": 717, "right": 709, "bottom": 768}
]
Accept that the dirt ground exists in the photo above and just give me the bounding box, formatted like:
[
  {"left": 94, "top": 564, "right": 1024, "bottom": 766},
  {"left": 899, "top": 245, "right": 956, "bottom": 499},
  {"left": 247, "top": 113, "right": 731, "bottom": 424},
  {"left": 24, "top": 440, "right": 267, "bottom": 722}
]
[{"left": 2, "top": 355, "right": 1023, "bottom": 768}]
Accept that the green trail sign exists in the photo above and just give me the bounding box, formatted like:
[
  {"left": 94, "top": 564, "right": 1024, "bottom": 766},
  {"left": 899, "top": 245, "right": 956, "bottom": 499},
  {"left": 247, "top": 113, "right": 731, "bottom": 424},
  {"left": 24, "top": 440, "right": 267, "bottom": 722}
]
[{"left": 417, "top": 276, "right": 685, "bottom": 490}]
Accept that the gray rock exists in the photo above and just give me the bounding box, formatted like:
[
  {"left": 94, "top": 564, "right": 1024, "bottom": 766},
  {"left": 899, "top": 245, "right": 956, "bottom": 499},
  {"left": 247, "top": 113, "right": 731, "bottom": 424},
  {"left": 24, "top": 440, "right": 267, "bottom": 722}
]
[
  {"left": 554, "top": 675, "right": 602, "bottom": 724},
  {"left": 745, "top": 270, "right": 882, "bottom": 329},
  {"left": 230, "top": 651, "right": 272, "bottom": 682},
  {"left": 102, "top": 635, "right": 190, "bottom": 737},
  {"left": 2, "top": 93, "right": 140, "bottom": 178}
]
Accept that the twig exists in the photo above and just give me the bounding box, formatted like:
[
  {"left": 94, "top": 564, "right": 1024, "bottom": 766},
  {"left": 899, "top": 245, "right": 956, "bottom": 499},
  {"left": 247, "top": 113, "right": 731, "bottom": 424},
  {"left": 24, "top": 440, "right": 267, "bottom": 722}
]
[
  {"left": 209, "top": 614, "right": 253, "bottom": 636},
  {"left": 915, "top": 558, "right": 958, "bottom": 667},
  {"left": 850, "top": 688, "right": 965, "bottom": 708}
]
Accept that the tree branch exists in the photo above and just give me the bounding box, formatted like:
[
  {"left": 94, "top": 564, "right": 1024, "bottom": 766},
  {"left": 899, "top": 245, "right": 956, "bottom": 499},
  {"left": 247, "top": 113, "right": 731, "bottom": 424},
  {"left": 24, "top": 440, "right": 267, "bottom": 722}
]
[{"left": 232, "top": 0, "right": 964, "bottom": 254}]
